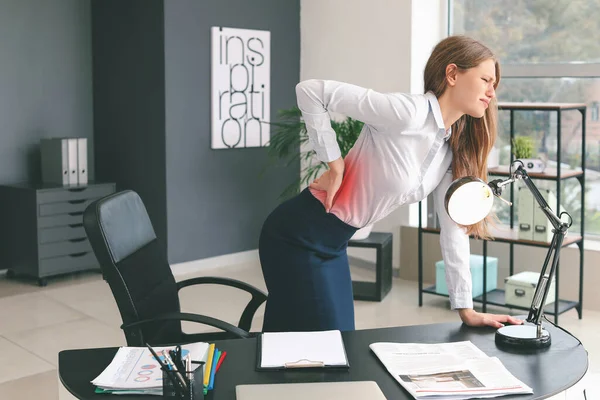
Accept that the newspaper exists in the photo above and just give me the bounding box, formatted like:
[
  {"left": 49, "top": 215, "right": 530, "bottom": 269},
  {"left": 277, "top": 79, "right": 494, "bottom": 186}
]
[
  {"left": 91, "top": 342, "right": 209, "bottom": 395},
  {"left": 370, "top": 341, "right": 533, "bottom": 399}
]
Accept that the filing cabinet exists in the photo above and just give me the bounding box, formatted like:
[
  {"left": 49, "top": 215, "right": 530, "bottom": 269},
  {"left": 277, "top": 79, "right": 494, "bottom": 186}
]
[{"left": 0, "top": 182, "right": 116, "bottom": 286}]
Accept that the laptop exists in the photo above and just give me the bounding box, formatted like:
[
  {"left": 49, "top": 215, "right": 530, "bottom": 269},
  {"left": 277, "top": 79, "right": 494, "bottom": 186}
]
[{"left": 236, "top": 381, "right": 387, "bottom": 400}]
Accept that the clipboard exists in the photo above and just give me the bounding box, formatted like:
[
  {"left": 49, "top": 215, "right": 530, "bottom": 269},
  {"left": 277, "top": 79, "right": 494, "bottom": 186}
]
[{"left": 255, "top": 331, "right": 350, "bottom": 371}]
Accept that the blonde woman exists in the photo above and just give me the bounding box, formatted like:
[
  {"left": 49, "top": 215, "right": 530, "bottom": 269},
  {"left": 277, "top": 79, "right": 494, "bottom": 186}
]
[{"left": 259, "top": 36, "right": 522, "bottom": 332}]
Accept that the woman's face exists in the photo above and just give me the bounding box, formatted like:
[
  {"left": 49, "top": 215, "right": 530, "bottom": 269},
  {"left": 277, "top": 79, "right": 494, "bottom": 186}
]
[{"left": 450, "top": 58, "right": 497, "bottom": 118}]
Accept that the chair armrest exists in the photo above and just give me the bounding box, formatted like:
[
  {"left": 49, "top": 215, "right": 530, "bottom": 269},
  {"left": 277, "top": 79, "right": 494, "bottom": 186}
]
[
  {"left": 177, "top": 277, "right": 267, "bottom": 300},
  {"left": 176, "top": 277, "right": 267, "bottom": 332},
  {"left": 120, "top": 312, "right": 250, "bottom": 339}
]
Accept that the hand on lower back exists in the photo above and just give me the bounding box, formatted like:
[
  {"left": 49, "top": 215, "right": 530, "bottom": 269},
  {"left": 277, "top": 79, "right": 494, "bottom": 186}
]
[{"left": 309, "top": 157, "right": 344, "bottom": 213}]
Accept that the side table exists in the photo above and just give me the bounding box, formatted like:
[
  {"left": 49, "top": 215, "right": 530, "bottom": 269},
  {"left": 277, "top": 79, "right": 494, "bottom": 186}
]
[{"left": 349, "top": 232, "right": 393, "bottom": 301}]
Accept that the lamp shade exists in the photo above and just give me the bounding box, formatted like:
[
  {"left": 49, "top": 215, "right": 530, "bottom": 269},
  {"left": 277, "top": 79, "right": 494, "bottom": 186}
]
[{"left": 445, "top": 177, "right": 494, "bottom": 225}]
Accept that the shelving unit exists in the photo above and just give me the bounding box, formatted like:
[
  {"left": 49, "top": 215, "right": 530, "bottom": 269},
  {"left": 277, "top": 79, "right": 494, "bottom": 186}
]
[{"left": 418, "top": 102, "right": 587, "bottom": 324}]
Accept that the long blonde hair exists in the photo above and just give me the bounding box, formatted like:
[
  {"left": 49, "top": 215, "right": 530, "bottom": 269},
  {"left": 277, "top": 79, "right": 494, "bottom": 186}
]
[{"left": 424, "top": 35, "right": 500, "bottom": 239}]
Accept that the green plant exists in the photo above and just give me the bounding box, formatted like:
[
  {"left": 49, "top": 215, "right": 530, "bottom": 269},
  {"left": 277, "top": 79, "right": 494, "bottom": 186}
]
[
  {"left": 512, "top": 136, "right": 535, "bottom": 159},
  {"left": 266, "top": 106, "right": 363, "bottom": 200}
]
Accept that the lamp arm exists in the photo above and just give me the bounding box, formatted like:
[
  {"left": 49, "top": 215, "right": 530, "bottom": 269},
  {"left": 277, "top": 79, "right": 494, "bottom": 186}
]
[
  {"left": 527, "top": 229, "right": 564, "bottom": 329},
  {"left": 515, "top": 166, "right": 569, "bottom": 232},
  {"left": 511, "top": 165, "right": 572, "bottom": 330}
]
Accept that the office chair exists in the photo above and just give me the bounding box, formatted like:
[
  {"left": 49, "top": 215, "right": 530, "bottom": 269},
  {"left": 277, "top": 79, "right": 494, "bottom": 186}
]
[{"left": 82, "top": 190, "right": 267, "bottom": 346}]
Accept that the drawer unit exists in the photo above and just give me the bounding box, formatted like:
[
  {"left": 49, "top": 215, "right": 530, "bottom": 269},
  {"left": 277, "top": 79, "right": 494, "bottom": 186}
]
[
  {"left": 38, "top": 239, "right": 92, "bottom": 259},
  {"left": 38, "top": 213, "right": 87, "bottom": 228},
  {"left": 0, "top": 182, "right": 116, "bottom": 286},
  {"left": 38, "top": 198, "right": 98, "bottom": 216},
  {"left": 39, "top": 226, "right": 87, "bottom": 244},
  {"left": 39, "top": 252, "right": 98, "bottom": 277}
]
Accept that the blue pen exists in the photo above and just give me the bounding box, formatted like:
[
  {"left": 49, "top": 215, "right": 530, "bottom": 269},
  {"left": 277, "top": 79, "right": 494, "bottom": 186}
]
[{"left": 208, "top": 348, "right": 220, "bottom": 390}]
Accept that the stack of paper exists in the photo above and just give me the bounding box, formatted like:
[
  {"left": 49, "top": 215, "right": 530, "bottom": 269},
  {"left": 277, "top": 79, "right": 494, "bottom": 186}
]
[
  {"left": 260, "top": 330, "right": 349, "bottom": 369},
  {"left": 370, "top": 341, "right": 533, "bottom": 400},
  {"left": 91, "top": 342, "right": 209, "bottom": 396}
]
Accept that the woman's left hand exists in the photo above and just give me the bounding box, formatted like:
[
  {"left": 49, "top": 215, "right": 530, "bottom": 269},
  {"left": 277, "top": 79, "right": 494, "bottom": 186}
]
[
  {"left": 309, "top": 157, "right": 344, "bottom": 212},
  {"left": 458, "top": 309, "right": 523, "bottom": 328}
]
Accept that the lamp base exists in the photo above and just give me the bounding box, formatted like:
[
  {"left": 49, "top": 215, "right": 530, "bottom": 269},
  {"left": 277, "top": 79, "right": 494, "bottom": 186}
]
[{"left": 495, "top": 324, "right": 551, "bottom": 349}]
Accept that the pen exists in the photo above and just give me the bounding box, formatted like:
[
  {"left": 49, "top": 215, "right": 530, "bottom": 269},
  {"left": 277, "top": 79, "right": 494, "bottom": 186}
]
[
  {"left": 169, "top": 349, "right": 184, "bottom": 372},
  {"left": 208, "top": 348, "right": 220, "bottom": 390},
  {"left": 215, "top": 351, "right": 227, "bottom": 373},
  {"left": 186, "top": 354, "right": 192, "bottom": 381},
  {"left": 146, "top": 344, "right": 179, "bottom": 391},
  {"left": 146, "top": 343, "right": 169, "bottom": 370},
  {"left": 163, "top": 350, "right": 188, "bottom": 391},
  {"left": 204, "top": 344, "right": 215, "bottom": 387}
]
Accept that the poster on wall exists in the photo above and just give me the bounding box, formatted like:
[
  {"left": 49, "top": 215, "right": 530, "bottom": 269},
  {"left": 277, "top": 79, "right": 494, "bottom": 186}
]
[{"left": 211, "top": 26, "right": 270, "bottom": 149}]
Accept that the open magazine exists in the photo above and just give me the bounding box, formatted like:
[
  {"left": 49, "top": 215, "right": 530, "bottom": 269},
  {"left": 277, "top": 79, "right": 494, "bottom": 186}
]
[
  {"left": 91, "top": 342, "right": 209, "bottom": 396},
  {"left": 370, "top": 341, "right": 533, "bottom": 400}
]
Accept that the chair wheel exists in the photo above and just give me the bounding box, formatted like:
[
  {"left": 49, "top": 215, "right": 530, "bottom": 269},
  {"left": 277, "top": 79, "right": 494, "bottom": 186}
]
[
  {"left": 5, "top": 270, "right": 15, "bottom": 279},
  {"left": 38, "top": 278, "right": 48, "bottom": 287}
]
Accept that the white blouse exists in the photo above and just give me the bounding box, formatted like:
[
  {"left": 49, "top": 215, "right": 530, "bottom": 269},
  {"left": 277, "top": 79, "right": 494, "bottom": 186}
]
[{"left": 296, "top": 79, "right": 473, "bottom": 309}]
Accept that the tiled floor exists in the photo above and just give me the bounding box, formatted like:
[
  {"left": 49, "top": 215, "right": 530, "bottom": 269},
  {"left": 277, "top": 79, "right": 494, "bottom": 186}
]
[{"left": 0, "top": 260, "right": 597, "bottom": 399}]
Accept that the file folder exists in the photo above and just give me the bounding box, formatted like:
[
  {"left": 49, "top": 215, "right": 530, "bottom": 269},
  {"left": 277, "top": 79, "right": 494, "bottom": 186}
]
[
  {"left": 40, "top": 138, "right": 69, "bottom": 185},
  {"left": 67, "top": 138, "right": 78, "bottom": 185},
  {"left": 517, "top": 186, "right": 534, "bottom": 241},
  {"left": 256, "top": 330, "right": 349, "bottom": 371},
  {"left": 533, "top": 189, "right": 566, "bottom": 242},
  {"left": 77, "top": 138, "right": 88, "bottom": 185}
]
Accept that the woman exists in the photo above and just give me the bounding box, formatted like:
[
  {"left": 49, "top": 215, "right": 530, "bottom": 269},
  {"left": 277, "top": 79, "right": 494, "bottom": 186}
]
[{"left": 259, "top": 35, "right": 522, "bottom": 332}]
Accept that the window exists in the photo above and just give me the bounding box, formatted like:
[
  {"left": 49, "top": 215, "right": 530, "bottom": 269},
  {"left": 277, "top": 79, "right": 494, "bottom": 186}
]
[
  {"left": 450, "top": 0, "right": 600, "bottom": 237},
  {"left": 450, "top": 1, "right": 600, "bottom": 64}
]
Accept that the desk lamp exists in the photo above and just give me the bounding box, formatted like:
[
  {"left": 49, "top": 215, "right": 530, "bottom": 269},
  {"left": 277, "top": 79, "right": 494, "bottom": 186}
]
[{"left": 444, "top": 160, "right": 573, "bottom": 349}]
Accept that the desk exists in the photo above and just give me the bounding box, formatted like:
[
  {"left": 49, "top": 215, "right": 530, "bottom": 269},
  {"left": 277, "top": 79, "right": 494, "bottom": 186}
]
[{"left": 59, "top": 321, "right": 587, "bottom": 399}]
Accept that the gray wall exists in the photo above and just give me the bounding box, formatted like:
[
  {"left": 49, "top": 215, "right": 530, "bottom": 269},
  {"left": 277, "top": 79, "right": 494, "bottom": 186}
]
[
  {"left": 164, "top": 0, "right": 300, "bottom": 263},
  {"left": 92, "top": 0, "right": 300, "bottom": 263},
  {"left": 0, "top": 0, "right": 94, "bottom": 184},
  {"left": 91, "top": 0, "right": 168, "bottom": 251}
]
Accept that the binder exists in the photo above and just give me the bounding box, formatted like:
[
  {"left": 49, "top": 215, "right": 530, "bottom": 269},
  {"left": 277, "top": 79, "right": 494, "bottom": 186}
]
[
  {"left": 77, "top": 138, "right": 88, "bottom": 185},
  {"left": 256, "top": 330, "right": 350, "bottom": 371},
  {"left": 40, "top": 138, "right": 69, "bottom": 185},
  {"left": 533, "top": 189, "right": 566, "bottom": 242},
  {"left": 517, "top": 186, "right": 534, "bottom": 241},
  {"left": 67, "top": 138, "right": 78, "bottom": 185}
]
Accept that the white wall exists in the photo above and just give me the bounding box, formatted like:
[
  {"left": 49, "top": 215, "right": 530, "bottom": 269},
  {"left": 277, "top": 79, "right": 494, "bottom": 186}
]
[
  {"left": 299, "top": 0, "right": 447, "bottom": 268},
  {"left": 410, "top": 1, "right": 448, "bottom": 93},
  {"left": 300, "top": 0, "right": 412, "bottom": 91}
]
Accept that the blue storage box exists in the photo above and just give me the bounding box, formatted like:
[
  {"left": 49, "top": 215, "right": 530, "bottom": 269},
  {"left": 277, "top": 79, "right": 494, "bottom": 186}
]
[{"left": 435, "top": 255, "right": 498, "bottom": 298}]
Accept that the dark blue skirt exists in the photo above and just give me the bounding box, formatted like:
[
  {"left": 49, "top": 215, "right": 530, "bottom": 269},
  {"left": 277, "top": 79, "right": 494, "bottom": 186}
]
[{"left": 258, "top": 189, "right": 358, "bottom": 332}]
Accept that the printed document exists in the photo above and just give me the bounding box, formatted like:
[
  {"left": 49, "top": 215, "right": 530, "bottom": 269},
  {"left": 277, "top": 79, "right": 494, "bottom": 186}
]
[
  {"left": 91, "top": 342, "right": 209, "bottom": 395},
  {"left": 370, "top": 341, "right": 533, "bottom": 399}
]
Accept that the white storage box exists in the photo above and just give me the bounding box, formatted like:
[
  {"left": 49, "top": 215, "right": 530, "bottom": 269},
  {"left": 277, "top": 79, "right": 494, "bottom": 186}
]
[{"left": 505, "top": 271, "right": 555, "bottom": 308}]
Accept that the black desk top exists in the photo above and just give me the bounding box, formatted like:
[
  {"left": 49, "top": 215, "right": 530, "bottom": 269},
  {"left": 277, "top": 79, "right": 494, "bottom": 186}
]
[{"left": 59, "top": 322, "right": 588, "bottom": 400}]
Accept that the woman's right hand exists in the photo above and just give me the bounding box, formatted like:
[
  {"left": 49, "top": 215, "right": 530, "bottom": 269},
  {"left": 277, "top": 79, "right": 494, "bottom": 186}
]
[{"left": 309, "top": 157, "right": 345, "bottom": 213}]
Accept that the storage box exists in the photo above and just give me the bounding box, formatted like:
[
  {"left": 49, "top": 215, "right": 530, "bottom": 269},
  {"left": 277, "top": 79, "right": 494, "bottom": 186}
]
[
  {"left": 505, "top": 271, "right": 555, "bottom": 308},
  {"left": 435, "top": 255, "right": 498, "bottom": 298}
]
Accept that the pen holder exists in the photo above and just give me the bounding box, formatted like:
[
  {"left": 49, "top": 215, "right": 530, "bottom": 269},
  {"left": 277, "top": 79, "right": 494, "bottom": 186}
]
[{"left": 162, "top": 361, "right": 205, "bottom": 400}]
